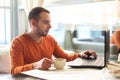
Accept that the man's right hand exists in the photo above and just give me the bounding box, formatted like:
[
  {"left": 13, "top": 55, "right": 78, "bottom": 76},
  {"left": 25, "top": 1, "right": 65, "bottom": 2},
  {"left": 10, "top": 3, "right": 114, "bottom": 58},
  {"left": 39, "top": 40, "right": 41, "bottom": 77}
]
[{"left": 33, "top": 58, "right": 53, "bottom": 70}]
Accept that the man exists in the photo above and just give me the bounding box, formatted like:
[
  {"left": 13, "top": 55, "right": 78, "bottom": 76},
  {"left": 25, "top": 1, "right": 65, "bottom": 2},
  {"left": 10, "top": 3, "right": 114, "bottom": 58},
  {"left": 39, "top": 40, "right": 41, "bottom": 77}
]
[{"left": 10, "top": 7, "right": 97, "bottom": 75}]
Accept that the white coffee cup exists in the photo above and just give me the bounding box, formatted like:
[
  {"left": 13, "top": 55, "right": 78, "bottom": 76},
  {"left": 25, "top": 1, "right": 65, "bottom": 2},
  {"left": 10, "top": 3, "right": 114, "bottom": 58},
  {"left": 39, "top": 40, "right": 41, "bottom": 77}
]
[
  {"left": 53, "top": 58, "right": 66, "bottom": 70},
  {"left": 117, "top": 53, "right": 120, "bottom": 62}
]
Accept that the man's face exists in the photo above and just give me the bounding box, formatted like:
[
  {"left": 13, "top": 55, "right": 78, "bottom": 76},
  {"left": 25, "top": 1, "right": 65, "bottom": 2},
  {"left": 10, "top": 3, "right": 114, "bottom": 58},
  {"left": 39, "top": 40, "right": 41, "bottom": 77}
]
[{"left": 35, "top": 12, "right": 51, "bottom": 36}]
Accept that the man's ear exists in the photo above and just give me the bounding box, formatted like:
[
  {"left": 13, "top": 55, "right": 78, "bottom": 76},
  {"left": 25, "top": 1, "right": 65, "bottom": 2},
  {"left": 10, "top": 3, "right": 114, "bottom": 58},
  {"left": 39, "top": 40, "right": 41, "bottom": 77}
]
[{"left": 31, "top": 19, "right": 36, "bottom": 26}]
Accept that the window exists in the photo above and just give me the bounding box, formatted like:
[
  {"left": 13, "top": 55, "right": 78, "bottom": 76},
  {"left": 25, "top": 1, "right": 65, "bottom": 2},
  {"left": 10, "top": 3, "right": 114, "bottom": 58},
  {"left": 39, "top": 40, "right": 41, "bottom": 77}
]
[
  {"left": 0, "top": 0, "right": 18, "bottom": 45},
  {"left": 0, "top": 0, "right": 10, "bottom": 44},
  {"left": 46, "top": 1, "right": 120, "bottom": 46}
]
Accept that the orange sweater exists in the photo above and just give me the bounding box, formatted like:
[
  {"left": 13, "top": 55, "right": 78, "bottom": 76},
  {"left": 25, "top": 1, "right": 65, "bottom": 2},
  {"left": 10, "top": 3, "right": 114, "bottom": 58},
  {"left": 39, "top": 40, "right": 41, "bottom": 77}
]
[
  {"left": 111, "top": 31, "right": 120, "bottom": 49},
  {"left": 10, "top": 33, "right": 78, "bottom": 75}
]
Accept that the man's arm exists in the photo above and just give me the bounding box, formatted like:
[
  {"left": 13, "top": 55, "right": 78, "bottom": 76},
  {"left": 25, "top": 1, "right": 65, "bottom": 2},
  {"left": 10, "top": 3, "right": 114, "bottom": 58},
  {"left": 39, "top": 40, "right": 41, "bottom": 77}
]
[{"left": 10, "top": 38, "right": 33, "bottom": 75}]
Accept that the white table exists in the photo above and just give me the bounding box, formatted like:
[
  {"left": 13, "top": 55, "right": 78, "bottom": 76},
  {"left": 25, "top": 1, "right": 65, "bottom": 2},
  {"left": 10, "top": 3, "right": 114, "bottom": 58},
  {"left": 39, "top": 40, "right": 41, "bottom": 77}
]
[{"left": 21, "top": 65, "right": 119, "bottom": 80}]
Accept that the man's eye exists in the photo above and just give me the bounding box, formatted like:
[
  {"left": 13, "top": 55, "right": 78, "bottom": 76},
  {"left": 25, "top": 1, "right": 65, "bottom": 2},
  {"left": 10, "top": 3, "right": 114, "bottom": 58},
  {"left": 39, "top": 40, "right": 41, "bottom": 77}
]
[{"left": 43, "top": 21, "right": 49, "bottom": 24}]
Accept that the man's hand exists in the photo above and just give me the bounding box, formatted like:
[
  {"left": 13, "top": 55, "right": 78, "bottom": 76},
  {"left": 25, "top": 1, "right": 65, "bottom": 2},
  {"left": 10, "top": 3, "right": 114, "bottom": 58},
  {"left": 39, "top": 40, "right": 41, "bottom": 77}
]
[
  {"left": 78, "top": 50, "right": 97, "bottom": 59},
  {"left": 33, "top": 58, "right": 53, "bottom": 70}
]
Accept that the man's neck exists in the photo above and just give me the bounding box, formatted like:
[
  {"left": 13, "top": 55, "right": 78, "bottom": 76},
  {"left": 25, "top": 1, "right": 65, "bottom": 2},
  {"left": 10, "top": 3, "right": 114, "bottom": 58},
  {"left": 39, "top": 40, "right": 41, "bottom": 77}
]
[{"left": 26, "top": 32, "right": 42, "bottom": 43}]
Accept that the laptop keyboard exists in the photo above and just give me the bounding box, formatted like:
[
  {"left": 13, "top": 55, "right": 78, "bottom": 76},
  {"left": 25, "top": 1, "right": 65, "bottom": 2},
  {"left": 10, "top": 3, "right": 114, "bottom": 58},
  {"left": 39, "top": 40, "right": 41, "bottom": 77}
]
[
  {"left": 67, "top": 56, "right": 105, "bottom": 67},
  {"left": 81, "top": 56, "right": 104, "bottom": 66}
]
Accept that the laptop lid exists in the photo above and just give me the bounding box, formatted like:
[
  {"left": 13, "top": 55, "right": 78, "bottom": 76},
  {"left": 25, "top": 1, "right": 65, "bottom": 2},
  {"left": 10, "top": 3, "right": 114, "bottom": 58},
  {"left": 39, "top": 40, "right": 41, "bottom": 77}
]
[{"left": 67, "top": 28, "right": 110, "bottom": 69}]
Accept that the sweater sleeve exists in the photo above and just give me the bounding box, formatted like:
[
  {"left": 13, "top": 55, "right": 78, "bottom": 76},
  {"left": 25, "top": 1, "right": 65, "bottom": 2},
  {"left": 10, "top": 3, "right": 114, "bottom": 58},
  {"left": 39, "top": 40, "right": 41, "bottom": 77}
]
[
  {"left": 10, "top": 38, "right": 33, "bottom": 75},
  {"left": 54, "top": 45, "right": 79, "bottom": 61},
  {"left": 48, "top": 35, "right": 79, "bottom": 62}
]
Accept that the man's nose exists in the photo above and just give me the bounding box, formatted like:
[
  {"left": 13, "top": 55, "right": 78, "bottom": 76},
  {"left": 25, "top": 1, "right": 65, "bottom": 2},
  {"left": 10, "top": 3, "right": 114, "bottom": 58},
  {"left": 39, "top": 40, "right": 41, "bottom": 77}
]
[{"left": 48, "top": 23, "right": 52, "bottom": 28}]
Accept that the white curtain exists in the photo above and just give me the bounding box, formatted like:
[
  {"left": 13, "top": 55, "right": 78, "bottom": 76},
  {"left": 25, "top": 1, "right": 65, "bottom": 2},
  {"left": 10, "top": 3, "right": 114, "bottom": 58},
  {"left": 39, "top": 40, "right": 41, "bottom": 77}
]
[{"left": 21, "top": 0, "right": 44, "bottom": 15}]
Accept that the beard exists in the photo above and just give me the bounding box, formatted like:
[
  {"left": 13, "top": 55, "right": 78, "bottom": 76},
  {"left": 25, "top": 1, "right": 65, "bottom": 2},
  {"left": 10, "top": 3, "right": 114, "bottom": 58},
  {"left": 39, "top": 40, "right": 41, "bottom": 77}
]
[
  {"left": 35, "top": 23, "right": 50, "bottom": 37},
  {"left": 36, "top": 29, "right": 48, "bottom": 37}
]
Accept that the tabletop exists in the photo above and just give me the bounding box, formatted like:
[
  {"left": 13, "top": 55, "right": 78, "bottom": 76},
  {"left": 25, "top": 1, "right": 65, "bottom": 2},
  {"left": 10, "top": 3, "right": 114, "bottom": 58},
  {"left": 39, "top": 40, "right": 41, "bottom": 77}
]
[
  {"left": 0, "top": 61, "right": 120, "bottom": 80},
  {"left": 21, "top": 65, "right": 120, "bottom": 80}
]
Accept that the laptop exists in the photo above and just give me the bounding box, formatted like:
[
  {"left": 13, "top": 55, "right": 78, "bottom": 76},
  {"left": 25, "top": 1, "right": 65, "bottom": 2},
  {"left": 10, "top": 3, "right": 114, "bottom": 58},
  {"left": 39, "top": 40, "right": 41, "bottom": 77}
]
[{"left": 67, "top": 29, "right": 110, "bottom": 69}]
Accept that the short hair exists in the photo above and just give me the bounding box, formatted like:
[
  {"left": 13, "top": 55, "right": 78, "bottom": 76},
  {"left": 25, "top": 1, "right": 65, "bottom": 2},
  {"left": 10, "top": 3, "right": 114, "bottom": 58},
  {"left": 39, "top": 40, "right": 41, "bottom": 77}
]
[{"left": 28, "top": 7, "right": 50, "bottom": 21}]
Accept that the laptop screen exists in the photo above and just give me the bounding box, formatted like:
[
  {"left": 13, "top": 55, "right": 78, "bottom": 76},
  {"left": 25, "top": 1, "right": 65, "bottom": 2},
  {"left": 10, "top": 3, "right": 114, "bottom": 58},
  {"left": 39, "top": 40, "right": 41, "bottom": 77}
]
[
  {"left": 67, "top": 26, "right": 110, "bottom": 68},
  {"left": 75, "top": 28, "right": 106, "bottom": 56}
]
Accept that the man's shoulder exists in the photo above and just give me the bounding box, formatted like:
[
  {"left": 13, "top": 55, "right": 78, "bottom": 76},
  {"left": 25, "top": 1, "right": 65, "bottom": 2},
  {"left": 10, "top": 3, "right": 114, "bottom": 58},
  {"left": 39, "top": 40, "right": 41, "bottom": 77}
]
[{"left": 12, "top": 33, "right": 27, "bottom": 42}]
